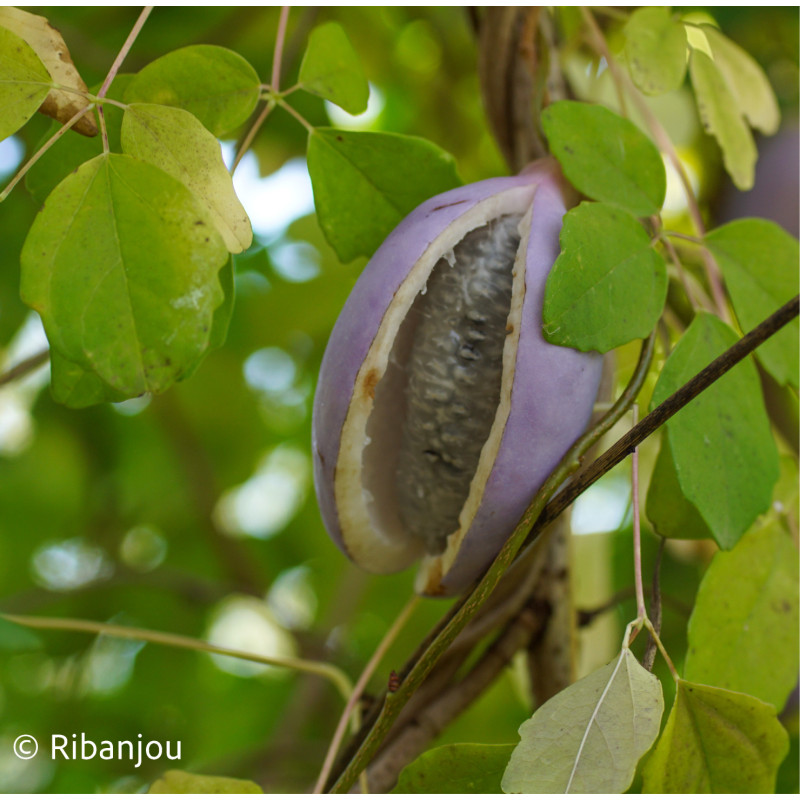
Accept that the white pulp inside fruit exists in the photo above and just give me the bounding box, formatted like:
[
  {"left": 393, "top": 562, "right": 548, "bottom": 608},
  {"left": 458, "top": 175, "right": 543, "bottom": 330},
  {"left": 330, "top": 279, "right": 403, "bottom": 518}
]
[{"left": 335, "top": 185, "right": 536, "bottom": 581}]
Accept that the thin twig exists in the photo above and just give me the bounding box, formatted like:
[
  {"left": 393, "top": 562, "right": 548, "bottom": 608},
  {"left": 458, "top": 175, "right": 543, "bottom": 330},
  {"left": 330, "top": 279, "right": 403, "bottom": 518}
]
[
  {"left": 271, "top": 7, "right": 290, "bottom": 93},
  {"left": 279, "top": 99, "right": 315, "bottom": 133},
  {"left": 1, "top": 612, "right": 353, "bottom": 702},
  {"left": 313, "top": 596, "right": 420, "bottom": 794},
  {"left": 0, "top": 348, "right": 50, "bottom": 387},
  {"left": 232, "top": 101, "right": 276, "bottom": 174},
  {"left": 642, "top": 537, "right": 665, "bottom": 671}
]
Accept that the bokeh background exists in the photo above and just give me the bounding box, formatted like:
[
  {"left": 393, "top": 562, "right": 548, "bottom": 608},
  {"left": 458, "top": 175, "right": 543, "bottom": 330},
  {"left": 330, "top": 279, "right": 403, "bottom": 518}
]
[{"left": 0, "top": 6, "right": 796, "bottom": 792}]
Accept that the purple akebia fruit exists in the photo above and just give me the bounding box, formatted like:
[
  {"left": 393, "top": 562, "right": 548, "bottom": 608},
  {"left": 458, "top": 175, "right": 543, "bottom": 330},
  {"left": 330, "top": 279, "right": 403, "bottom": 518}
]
[{"left": 312, "top": 159, "right": 603, "bottom": 596}]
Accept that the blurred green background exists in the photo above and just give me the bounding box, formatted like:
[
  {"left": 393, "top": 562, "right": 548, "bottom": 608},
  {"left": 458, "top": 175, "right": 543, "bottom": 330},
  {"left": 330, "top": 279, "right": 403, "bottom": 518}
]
[{"left": 0, "top": 6, "right": 796, "bottom": 792}]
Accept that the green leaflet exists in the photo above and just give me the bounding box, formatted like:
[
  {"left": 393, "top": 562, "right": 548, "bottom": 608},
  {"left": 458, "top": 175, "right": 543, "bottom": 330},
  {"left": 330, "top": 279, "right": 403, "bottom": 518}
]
[
  {"left": 642, "top": 681, "right": 789, "bottom": 792},
  {"left": 624, "top": 7, "right": 688, "bottom": 95},
  {"left": 706, "top": 218, "right": 799, "bottom": 389},
  {"left": 392, "top": 743, "right": 515, "bottom": 793},
  {"left": 685, "top": 521, "right": 799, "bottom": 710},
  {"left": 122, "top": 103, "right": 252, "bottom": 253},
  {"left": 650, "top": 312, "right": 779, "bottom": 549},
  {"left": 501, "top": 648, "right": 663, "bottom": 793},
  {"left": 646, "top": 432, "right": 712, "bottom": 540},
  {"left": 299, "top": 22, "right": 369, "bottom": 114},
  {"left": 0, "top": 25, "right": 51, "bottom": 141},
  {"left": 124, "top": 44, "right": 260, "bottom": 137},
  {"left": 307, "top": 128, "right": 460, "bottom": 262},
  {"left": 0, "top": 616, "right": 42, "bottom": 652},
  {"left": 541, "top": 100, "right": 666, "bottom": 217},
  {"left": 20, "top": 153, "right": 227, "bottom": 398},
  {"left": 542, "top": 202, "right": 667, "bottom": 352}
]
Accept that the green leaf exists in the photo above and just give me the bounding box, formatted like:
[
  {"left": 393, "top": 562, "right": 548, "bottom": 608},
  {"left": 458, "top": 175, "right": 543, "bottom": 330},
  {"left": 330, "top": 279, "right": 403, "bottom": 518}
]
[
  {"left": 50, "top": 349, "right": 128, "bottom": 408},
  {"left": 689, "top": 48, "right": 756, "bottom": 190},
  {"left": 307, "top": 128, "right": 461, "bottom": 262},
  {"left": 624, "top": 7, "right": 688, "bottom": 95},
  {"left": 122, "top": 103, "right": 252, "bottom": 253},
  {"left": 705, "top": 219, "right": 799, "bottom": 389},
  {"left": 0, "top": 25, "right": 51, "bottom": 140},
  {"left": 20, "top": 153, "right": 227, "bottom": 397},
  {"left": 25, "top": 75, "right": 133, "bottom": 206},
  {"left": 124, "top": 45, "right": 260, "bottom": 137},
  {"left": 685, "top": 521, "right": 799, "bottom": 710},
  {"left": 642, "top": 681, "right": 789, "bottom": 792},
  {"left": 148, "top": 769, "right": 262, "bottom": 794},
  {"left": 392, "top": 743, "right": 515, "bottom": 793},
  {"left": 501, "top": 648, "right": 663, "bottom": 793},
  {"left": 650, "top": 313, "right": 779, "bottom": 549},
  {"left": 541, "top": 100, "right": 666, "bottom": 217},
  {"left": 701, "top": 24, "right": 780, "bottom": 135},
  {"left": 0, "top": 616, "right": 42, "bottom": 652},
  {"left": 299, "top": 22, "right": 369, "bottom": 115},
  {"left": 646, "top": 433, "right": 712, "bottom": 540},
  {"left": 542, "top": 202, "right": 667, "bottom": 352}
]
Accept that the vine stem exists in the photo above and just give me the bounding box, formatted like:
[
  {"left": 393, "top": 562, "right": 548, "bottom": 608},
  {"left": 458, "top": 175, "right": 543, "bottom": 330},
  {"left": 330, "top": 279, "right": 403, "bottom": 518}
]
[
  {"left": 279, "top": 99, "right": 315, "bottom": 133},
  {"left": 0, "top": 349, "right": 50, "bottom": 387},
  {"left": 631, "top": 405, "right": 647, "bottom": 621},
  {"left": 0, "top": 612, "right": 354, "bottom": 705},
  {"left": 271, "top": 7, "right": 291, "bottom": 92},
  {"left": 643, "top": 617, "right": 680, "bottom": 681},
  {"left": 579, "top": 7, "right": 729, "bottom": 321},
  {"left": 231, "top": 101, "right": 275, "bottom": 174},
  {"left": 313, "top": 595, "right": 421, "bottom": 794},
  {"left": 96, "top": 5, "right": 154, "bottom": 152}
]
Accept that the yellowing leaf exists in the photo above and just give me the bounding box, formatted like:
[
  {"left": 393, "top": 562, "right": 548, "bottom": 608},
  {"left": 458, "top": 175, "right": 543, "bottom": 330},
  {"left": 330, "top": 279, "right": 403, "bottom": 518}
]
[
  {"left": 501, "top": 648, "right": 663, "bottom": 793},
  {"left": 625, "top": 7, "right": 688, "bottom": 95},
  {"left": 149, "top": 769, "right": 262, "bottom": 793},
  {"left": 121, "top": 103, "right": 252, "bottom": 253},
  {"left": 0, "top": 6, "right": 96, "bottom": 136},
  {"left": 642, "top": 681, "right": 789, "bottom": 792},
  {"left": 689, "top": 48, "right": 756, "bottom": 190},
  {"left": 0, "top": 26, "right": 51, "bottom": 141},
  {"left": 701, "top": 24, "right": 780, "bottom": 135}
]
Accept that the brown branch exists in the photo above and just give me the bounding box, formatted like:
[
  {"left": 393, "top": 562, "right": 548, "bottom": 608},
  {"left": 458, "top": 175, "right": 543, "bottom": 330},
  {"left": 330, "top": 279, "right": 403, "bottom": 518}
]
[
  {"left": 0, "top": 348, "right": 49, "bottom": 387},
  {"left": 527, "top": 295, "right": 800, "bottom": 545}
]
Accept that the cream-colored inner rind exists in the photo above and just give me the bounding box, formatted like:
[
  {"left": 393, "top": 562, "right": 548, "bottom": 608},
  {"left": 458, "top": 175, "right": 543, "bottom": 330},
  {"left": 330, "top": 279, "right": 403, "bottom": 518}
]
[{"left": 335, "top": 185, "right": 536, "bottom": 576}]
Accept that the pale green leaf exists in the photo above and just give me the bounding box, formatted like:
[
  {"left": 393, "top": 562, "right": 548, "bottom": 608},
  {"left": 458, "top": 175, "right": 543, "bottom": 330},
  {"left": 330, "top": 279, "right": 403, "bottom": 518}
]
[
  {"left": 646, "top": 433, "right": 712, "bottom": 540},
  {"left": 625, "top": 7, "right": 688, "bottom": 95},
  {"left": 689, "top": 48, "right": 756, "bottom": 190},
  {"left": 501, "top": 648, "right": 663, "bottom": 793},
  {"left": 706, "top": 219, "right": 799, "bottom": 388},
  {"left": 392, "top": 743, "right": 515, "bottom": 793},
  {"left": 299, "top": 22, "right": 369, "bottom": 114},
  {"left": 122, "top": 102, "right": 252, "bottom": 253},
  {"left": 20, "top": 153, "right": 227, "bottom": 397},
  {"left": 701, "top": 24, "right": 780, "bottom": 135},
  {"left": 685, "top": 521, "right": 799, "bottom": 710},
  {"left": 650, "top": 313, "right": 779, "bottom": 549},
  {"left": 541, "top": 100, "right": 666, "bottom": 217},
  {"left": 542, "top": 202, "right": 667, "bottom": 351},
  {"left": 124, "top": 45, "right": 260, "bottom": 137},
  {"left": 0, "top": 25, "right": 51, "bottom": 140},
  {"left": 149, "top": 769, "right": 262, "bottom": 794},
  {"left": 307, "top": 128, "right": 460, "bottom": 262},
  {"left": 642, "top": 680, "right": 789, "bottom": 792}
]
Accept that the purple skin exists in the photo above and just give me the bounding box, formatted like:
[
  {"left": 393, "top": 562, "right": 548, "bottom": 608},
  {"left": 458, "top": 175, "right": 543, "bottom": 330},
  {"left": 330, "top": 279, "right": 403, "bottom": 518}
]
[{"left": 312, "top": 161, "right": 603, "bottom": 595}]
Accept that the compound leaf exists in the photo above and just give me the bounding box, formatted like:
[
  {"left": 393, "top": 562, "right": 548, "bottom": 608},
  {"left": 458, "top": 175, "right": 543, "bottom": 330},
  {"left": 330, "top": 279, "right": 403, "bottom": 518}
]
[{"left": 624, "top": 7, "right": 688, "bottom": 95}]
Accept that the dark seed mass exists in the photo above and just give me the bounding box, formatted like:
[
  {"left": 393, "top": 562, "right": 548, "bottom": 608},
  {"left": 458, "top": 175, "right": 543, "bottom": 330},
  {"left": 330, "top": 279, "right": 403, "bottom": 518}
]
[{"left": 396, "top": 214, "right": 522, "bottom": 553}]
